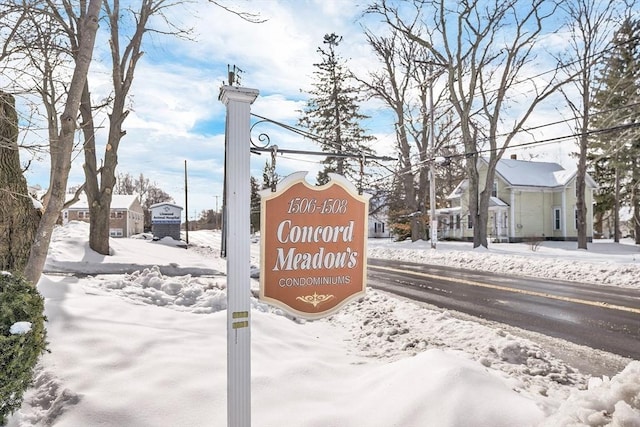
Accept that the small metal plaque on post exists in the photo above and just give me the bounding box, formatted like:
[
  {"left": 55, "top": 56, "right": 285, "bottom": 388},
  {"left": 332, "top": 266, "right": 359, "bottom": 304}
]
[{"left": 259, "top": 172, "right": 370, "bottom": 319}]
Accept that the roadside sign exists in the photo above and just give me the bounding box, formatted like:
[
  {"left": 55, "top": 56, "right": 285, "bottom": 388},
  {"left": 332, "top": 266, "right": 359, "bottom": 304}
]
[{"left": 259, "top": 172, "right": 370, "bottom": 319}]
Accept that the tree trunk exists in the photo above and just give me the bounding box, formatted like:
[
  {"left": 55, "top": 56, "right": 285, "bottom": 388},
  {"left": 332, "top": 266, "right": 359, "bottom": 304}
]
[
  {"left": 0, "top": 92, "right": 40, "bottom": 273},
  {"left": 614, "top": 166, "right": 620, "bottom": 243},
  {"left": 79, "top": 81, "right": 110, "bottom": 255},
  {"left": 466, "top": 155, "right": 489, "bottom": 249},
  {"left": 634, "top": 200, "right": 640, "bottom": 244},
  {"left": 24, "top": 0, "right": 101, "bottom": 285},
  {"left": 594, "top": 211, "right": 603, "bottom": 237},
  {"left": 476, "top": 183, "right": 491, "bottom": 248},
  {"left": 398, "top": 123, "right": 416, "bottom": 212},
  {"left": 633, "top": 155, "right": 640, "bottom": 244},
  {"left": 89, "top": 198, "right": 112, "bottom": 254},
  {"left": 576, "top": 107, "right": 588, "bottom": 249},
  {"left": 83, "top": 0, "right": 153, "bottom": 255}
]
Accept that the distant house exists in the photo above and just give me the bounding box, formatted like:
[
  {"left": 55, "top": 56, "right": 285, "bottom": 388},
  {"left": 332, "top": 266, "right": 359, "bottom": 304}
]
[
  {"left": 62, "top": 194, "right": 144, "bottom": 238},
  {"left": 439, "top": 156, "right": 598, "bottom": 242},
  {"left": 369, "top": 213, "right": 391, "bottom": 238}
]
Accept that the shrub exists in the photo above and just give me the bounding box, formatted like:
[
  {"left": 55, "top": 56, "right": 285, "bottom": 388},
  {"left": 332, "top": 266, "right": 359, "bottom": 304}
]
[
  {"left": 0, "top": 271, "right": 47, "bottom": 425},
  {"left": 524, "top": 236, "right": 543, "bottom": 252}
]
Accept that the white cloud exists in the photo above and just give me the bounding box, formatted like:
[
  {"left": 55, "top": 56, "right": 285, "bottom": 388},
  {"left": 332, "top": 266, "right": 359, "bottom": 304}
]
[{"left": 19, "top": 0, "right": 622, "bottom": 218}]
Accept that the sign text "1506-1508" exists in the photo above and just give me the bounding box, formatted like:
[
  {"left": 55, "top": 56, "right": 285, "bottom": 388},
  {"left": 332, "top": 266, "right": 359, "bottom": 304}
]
[{"left": 287, "top": 197, "right": 348, "bottom": 215}]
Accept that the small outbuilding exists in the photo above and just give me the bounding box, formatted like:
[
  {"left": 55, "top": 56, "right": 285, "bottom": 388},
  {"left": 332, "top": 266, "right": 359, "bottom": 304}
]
[{"left": 150, "top": 202, "right": 183, "bottom": 240}]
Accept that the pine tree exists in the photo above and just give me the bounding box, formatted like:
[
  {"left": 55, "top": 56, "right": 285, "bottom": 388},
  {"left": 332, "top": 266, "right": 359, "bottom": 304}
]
[
  {"left": 262, "top": 160, "right": 278, "bottom": 191},
  {"left": 386, "top": 172, "right": 413, "bottom": 241},
  {"left": 299, "top": 33, "right": 375, "bottom": 185},
  {"left": 250, "top": 176, "right": 261, "bottom": 233},
  {"left": 589, "top": 18, "right": 640, "bottom": 243}
]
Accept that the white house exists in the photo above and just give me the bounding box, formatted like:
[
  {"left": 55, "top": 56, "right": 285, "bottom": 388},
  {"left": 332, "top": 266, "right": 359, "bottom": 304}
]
[{"left": 440, "top": 157, "right": 598, "bottom": 242}]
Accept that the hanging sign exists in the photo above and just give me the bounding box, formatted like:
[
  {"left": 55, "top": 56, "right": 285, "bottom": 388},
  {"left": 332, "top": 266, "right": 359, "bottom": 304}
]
[{"left": 259, "top": 172, "right": 370, "bottom": 319}]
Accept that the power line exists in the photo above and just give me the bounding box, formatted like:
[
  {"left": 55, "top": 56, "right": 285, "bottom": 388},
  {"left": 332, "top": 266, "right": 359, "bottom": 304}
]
[{"left": 250, "top": 113, "right": 396, "bottom": 162}]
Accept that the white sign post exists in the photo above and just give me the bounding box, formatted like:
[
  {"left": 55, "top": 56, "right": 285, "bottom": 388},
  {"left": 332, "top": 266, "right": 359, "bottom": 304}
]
[{"left": 219, "top": 85, "right": 259, "bottom": 427}]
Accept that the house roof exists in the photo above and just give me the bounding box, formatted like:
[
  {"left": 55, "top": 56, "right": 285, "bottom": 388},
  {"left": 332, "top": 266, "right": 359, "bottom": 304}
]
[
  {"left": 490, "top": 196, "right": 508, "bottom": 207},
  {"left": 492, "top": 158, "right": 597, "bottom": 188},
  {"left": 446, "top": 180, "right": 467, "bottom": 199},
  {"left": 494, "top": 158, "right": 567, "bottom": 186},
  {"left": 65, "top": 194, "right": 139, "bottom": 210},
  {"left": 447, "top": 158, "right": 597, "bottom": 200}
]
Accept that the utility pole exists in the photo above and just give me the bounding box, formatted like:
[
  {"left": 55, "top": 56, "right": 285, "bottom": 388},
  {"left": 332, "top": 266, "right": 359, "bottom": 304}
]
[
  {"left": 429, "top": 63, "right": 437, "bottom": 249},
  {"left": 184, "top": 160, "right": 189, "bottom": 244},
  {"left": 214, "top": 195, "right": 220, "bottom": 230}
]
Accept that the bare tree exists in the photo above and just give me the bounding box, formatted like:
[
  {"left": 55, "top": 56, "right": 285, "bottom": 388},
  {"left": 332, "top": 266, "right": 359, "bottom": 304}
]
[
  {"left": 0, "top": 4, "right": 38, "bottom": 273},
  {"left": 358, "top": 29, "right": 417, "bottom": 213},
  {"left": 82, "top": 0, "right": 264, "bottom": 255},
  {"left": 1, "top": 0, "right": 100, "bottom": 282},
  {"left": 77, "top": 0, "right": 189, "bottom": 255},
  {"left": 22, "top": 0, "right": 101, "bottom": 284},
  {"left": 558, "top": 0, "right": 622, "bottom": 249},
  {"left": 116, "top": 172, "right": 173, "bottom": 230},
  {"left": 1, "top": 0, "right": 262, "bottom": 280},
  {"left": 357, "top": 28, "right": 461, "bottom": 240},
  {"left": 370, "top": 0, "right": 572, "bottom": 248},
  {"left": 115, "top": 172, "right": 137, "bottom": 195}
]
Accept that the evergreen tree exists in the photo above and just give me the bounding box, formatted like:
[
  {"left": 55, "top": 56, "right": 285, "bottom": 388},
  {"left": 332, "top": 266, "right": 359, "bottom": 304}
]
[
  {"left": 262, "top": 160, "right": 279, "bottom": 191},
  {"left": 299, "top": 33, "right": 375, "bottom": 185},
  {"left": 386, "top": 169, "right": 414, "bottom": 241},
  {"left": 250, "top": 176, "right": 261, "bottom": 233},
  {"left": 589, "top": 18, "right": 640, "bottom": 243}
]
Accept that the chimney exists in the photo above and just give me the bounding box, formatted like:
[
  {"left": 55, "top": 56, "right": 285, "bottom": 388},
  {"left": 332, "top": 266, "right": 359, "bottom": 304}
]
[{"left": 510, "top": 154, "right": 517, "bottom": 160}]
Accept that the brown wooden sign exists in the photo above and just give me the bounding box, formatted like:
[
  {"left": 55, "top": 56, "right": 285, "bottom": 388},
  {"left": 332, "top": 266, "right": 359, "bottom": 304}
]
[{"left": 259, "top": 172, "right": 370, "bottom": 319}]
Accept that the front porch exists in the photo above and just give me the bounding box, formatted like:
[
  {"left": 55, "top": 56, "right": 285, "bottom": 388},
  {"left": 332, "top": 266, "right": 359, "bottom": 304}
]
[{"left": 433, "top": 198, "right": 510, "bottom": 242}]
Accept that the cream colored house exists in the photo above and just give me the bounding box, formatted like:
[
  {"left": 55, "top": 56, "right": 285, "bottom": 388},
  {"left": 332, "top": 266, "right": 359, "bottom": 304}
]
[
  {"left": 62, "top": 194, "right": 144, "bottom": 238},
  {"left": 439, "top": 157, "right": 597, "bottom": 242}
]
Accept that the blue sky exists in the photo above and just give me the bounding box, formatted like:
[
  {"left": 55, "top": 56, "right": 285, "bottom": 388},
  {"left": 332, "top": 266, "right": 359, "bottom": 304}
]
[
  {"left": 18, "top": 0, "right": 596, "bottom": 220},
  {"left": 21, "top": 0, "right": 394, "bottom": 219}
]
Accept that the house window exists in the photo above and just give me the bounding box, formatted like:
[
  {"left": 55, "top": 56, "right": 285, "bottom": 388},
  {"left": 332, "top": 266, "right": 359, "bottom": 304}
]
[
  {"left": 455, "top": 214, "right": 461, "bottom": 230},
  {"left": 109, "top": 229, "right": 123, "bottom": 237},
  {"left": 374, "top": 222, "right": 385, "bottom": 234},
  {"left": 110, "top": 211, "right": 123, "bottom": 219},
  {"left": 467, "top": 214, "right": 473, "bottom": 229},
  {"left": 553, "top": 207, "right": 561, "bottom": 231},
  {"left": 491, "top": 182, "right": 498, "bottom": 197}
]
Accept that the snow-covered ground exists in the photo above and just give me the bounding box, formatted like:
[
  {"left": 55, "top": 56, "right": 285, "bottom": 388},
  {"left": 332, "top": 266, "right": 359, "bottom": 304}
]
[{"left": 6, "top": 221, "right": 640, "bottom": 426}]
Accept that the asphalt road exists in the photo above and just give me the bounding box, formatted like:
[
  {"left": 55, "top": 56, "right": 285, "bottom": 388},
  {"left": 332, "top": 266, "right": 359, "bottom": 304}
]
[{"left": 367, "top": 258, "right": 640, "bottom": 360}]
